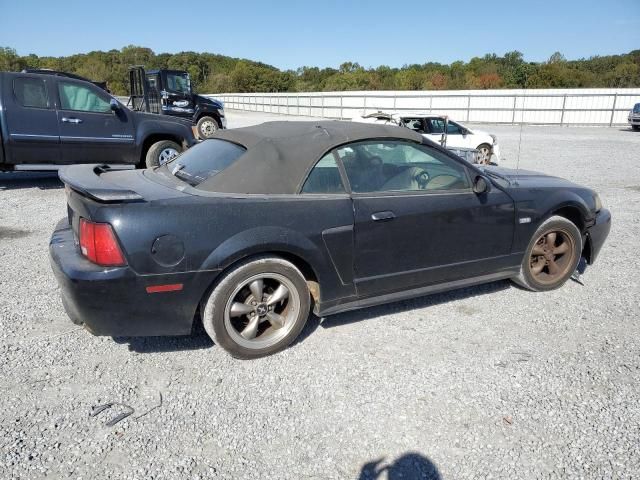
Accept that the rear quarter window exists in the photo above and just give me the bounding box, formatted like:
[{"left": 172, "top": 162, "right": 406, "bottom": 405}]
[
  {"left": 14, "top": 78, "right": 49, "bottom": 108},
  {"left": 167, "top": 139, "right": 246, "bottom": 187}
]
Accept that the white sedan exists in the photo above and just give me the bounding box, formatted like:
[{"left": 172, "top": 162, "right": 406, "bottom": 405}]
[{"left": 353, "top": 112, "right": 500, "bottom": 164}]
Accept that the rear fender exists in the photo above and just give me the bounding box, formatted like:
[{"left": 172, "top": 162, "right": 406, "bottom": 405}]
[
  {"left": 199, "top": 226, "right": 351, "bottom": 304},
  {"left": 201, "top": 226, "right": 321, "bottom": 273}
]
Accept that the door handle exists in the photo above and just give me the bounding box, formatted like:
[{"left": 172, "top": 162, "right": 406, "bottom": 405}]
[
  {"left": 61, "top": 117, "right": 83, "bottom": 124},
  {"left": 371, "top": 211, "right": 396, "bottom": 221}
]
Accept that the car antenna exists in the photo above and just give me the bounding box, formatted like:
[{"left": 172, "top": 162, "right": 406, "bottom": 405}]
[{"left": 514, "top": 84, "right": 528, "bottom": 186}]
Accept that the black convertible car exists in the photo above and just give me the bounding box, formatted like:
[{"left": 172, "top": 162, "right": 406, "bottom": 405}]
[{"left": 50, "top": 121, "right": 611, "bottom": 358}]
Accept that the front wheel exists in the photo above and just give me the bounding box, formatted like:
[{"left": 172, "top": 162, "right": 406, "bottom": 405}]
[
  {"left": 513, "top": 215, "right": 582, "bottom": 291},
  {"left": 202, "top": 256, "right": 311, "bottom": 359},
  {"left": 145, "top": 140, "right": 181, "bottom": 168},
  {"left": 196, "top": 116, "right": 219, "bottom": 139},
  {"left": 632, "top": 125, "right": 640, "bottom": 131},
  {"left": 476, "top": 143, "right": 492, "bottom": 164}
]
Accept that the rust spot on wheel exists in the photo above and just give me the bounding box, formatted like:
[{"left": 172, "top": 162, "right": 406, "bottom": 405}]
[{"left": 528, "top": 228, "right": 576, "bottom": 285}]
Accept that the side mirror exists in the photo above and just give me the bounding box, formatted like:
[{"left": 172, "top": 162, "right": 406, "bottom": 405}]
[
  {"left": 472, "top": 175, "right": 491, "bottom": 194},
  {"left": 110, "top": 98, "right": 120, "bottom": 112}
]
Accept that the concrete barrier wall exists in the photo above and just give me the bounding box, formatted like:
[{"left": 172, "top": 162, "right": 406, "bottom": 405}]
[{"left": 205, "top": 88, "right": 640, "bottom": 125}]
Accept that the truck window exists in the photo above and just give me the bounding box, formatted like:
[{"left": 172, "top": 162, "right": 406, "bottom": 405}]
[
  {"left": 14, "top": 78, "right": 49, "bottom": 109},
  {"left": 58, "top": 82, "right": 111, "bottom": 113},
  {"left": 165, "top": 72, "right": 191, "bottom": 95}
]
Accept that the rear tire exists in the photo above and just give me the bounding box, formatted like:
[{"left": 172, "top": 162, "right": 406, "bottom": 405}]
[
  {"left": 196, "top": 116, "right": 219, "bottom": 139},
  {"left": 202, "top": 256, "right": 311, "bottom": 359},
  {"left": 632, "top": 125, "right": 640, "bottom": 131},
  {"left": 145, "top": 140, "right": 181, "bottom": 168},
  {"left": 513, "top": 215, "right": 582, "bottom": 292}
]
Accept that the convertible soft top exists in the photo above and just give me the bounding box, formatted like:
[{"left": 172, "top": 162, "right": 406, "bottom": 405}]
[{"left": 201, "top": 120, "right": 423, "bottom": 194}]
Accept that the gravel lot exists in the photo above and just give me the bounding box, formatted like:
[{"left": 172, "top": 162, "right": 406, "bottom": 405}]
[{"left": 1, "top": 111, "right": 639, "bottom": 479}]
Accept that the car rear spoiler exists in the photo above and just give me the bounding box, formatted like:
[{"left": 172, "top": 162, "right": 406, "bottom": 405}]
[{"left": 59, "top": 164, "right": 144, "bottom": 203}]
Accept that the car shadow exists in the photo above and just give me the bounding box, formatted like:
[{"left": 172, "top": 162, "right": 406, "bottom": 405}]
[
  {"left": 116, "top": 280, "right": 511, "bottom": 354},
  {"left": 358, "top": 452, "right": 441, "bottom": 479},
  {"left": 0, "top": 172, "right": 63, "bottom": 190},
  {"left": 113, "top": 331, "right": 214, "bottom": 354}
]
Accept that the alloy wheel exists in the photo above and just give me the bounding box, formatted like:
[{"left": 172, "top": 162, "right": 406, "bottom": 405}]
[
  {"left": 223, "top": 273, "right": 300, "bottom": 350},
  {"left": 528, "top": 229, "right": 576, "bottom": 285},
  {"left": 158, "top": 148, "right": 179, "bottom": 165},
  {"left": 477, "top": 145, "right": 491, "bottom": 164}
]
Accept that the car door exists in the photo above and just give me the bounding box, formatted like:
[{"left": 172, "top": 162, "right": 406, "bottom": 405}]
[
  {"left": 425, "top": 117, "right": 467, "bottom": 149},
  {"left": 55, "top": 79, "right": 136, "bottom": 164},
  {"left": 336, "top": 140, "right": 515, "bottom": 298},
  {"left": 3, "top": 75, "right": 60, "bottom": 165}
]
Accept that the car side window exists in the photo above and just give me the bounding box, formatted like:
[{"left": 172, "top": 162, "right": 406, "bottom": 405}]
[
  {"left": 401, "top": 118, "right": 425, "bottom": 133},
  {"left": 301, "top": 153, "right": 346, "bottom": 194},
  {"left": 337, "top": 141, "right": 470, "bottom": 193},
  {"left": 446, "top": 121, "right": 463, "bottom": 134},
  {"left": 14, "top": 78, "right": 49, "bottom": 109},
  {"left": 427, "top": 118, "right": 462, "bottom": 135},
  {"left": 58, "top": 82, "right": 111, "bottom": 113}
]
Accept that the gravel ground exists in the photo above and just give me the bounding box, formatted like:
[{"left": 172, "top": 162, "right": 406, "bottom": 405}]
[{"left": 1, "top": 111, "right": 639, "bottom": 480}]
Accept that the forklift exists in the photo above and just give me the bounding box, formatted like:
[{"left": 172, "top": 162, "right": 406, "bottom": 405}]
[{"left": 127, "top": 66, "right": 226, "bottom": 139}]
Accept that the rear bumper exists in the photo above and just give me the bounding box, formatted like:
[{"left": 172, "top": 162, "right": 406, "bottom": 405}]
[
  {"left": 585, "top": 208, "right": 611, "bottom": 264},
  {"left": 49, "top": 219, "right": 218, "bottom": 337}
]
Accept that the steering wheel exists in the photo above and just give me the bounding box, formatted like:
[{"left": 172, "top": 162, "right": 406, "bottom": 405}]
[
  {"left": 424, "top": 174, "right": 459, "bottom": 190},
  {"left": 414, "top": 170, "right": 430, "bottom": 189}
]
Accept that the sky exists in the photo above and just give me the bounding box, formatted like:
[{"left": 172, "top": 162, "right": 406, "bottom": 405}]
[{"left": 1, "top": 0, "right": 639, "bottom": 70}]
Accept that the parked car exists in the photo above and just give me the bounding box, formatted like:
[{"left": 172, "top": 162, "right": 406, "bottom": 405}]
[
  {"left": 0, "top": 71, "right": 197, "bottom": 171},
  {"left": 628, "top": 103, "right": 640, "bottom": 131},
  {"left": 353, "top": 111, "right": 500, "bottom": 164},
  {"left": 50, "top": 121, "right": 610, "bottom": 359}
]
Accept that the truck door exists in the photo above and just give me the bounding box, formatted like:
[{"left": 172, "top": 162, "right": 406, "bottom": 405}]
[
  {"left": 3, "top": 75, "right": 60, "bottom": 165},
  {"left": 56, "top": 79, "right": 136, "bottom": 165}
]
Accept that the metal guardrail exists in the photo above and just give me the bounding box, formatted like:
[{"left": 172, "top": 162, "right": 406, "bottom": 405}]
[{"left": 210, "top": 90, "right": 640, "bottom": 126}]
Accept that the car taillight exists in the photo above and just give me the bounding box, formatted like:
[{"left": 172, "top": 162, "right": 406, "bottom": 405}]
[{"left": 79, "top": 218, "right": 126, "bottom": 266}]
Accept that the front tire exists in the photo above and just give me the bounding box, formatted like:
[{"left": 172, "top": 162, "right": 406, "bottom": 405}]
[
  {"left": 202, "top": 256, "right": 311, "bottom": 359},
  {"left": 513, "top": 215, "right": 582, "bottom": 291},
  {"left": 196, "top": 116, "right": 219, "bottom": 139},
  {"left": 476, "top": 143, "right": 492, "bottom": 164},
  {"left": 632, "top": 125, "right": 640, "bottom": 131},
  {"left": 145, "top": 140, "right": 181, "bottom": 168}
]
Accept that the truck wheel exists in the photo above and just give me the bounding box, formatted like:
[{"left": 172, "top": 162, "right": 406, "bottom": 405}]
[
  {"left": 632, "top": 125, "right": 640, "bottom": 131},
  {"left": 196, "top": 116, "right": 219, "bottom": 139},
  {"left": 145, "top": 140, "right": 181, "bottom": 168}
]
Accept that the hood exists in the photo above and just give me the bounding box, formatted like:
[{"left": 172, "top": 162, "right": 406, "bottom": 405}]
[
  {"left": 480, "top": 166, "right": 581, "bottom": 189},
  {"left": 196, "top": 95, "right": 224, "bottom": 109}
]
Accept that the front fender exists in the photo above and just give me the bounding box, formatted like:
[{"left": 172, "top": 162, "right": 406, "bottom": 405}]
[
  {"left": 512, "top": 188, "right": 593, "bottom": 252},
  {"left": 135, "top": 115, "right": 197, "bottom": 152},
  {"left": 194, "top": 103, "right": 222, "bottom": 124}
]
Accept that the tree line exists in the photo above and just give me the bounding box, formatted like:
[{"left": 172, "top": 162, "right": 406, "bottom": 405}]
[{"left": 1, "top": 46, "right": 639, "bottom": 96}]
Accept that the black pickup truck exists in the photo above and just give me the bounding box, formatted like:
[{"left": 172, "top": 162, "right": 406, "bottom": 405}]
[{"left": 0, "top": 71, "right": 197, "bottom": 171}]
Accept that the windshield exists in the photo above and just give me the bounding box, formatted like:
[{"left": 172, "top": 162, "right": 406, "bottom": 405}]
[
  {"left": 165, "top": 72, "right": 191, "bottom": 95},
  {"left": 634, "top": 103, "right": 640, "bottom": 114},
  {"left": 167, "top": 139, "right": 246, "bottom": 187}
]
